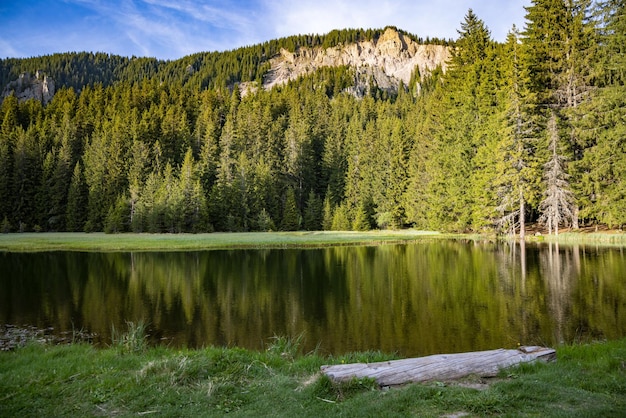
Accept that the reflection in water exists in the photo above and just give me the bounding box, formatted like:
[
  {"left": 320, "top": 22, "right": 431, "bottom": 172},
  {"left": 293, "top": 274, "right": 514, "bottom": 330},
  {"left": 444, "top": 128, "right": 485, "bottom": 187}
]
[{"left": 1, "top": 241, "right": 625, "bottom": 356}]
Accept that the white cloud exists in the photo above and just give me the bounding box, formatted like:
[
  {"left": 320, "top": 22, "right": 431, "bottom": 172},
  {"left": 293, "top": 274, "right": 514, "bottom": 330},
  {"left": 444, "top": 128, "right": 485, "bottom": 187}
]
[
  {"left": 262, "top": 0, "right": 528, "bottom": 43},
  {"left": 264, "top": 0, "right": 402, "bottom": 37}
]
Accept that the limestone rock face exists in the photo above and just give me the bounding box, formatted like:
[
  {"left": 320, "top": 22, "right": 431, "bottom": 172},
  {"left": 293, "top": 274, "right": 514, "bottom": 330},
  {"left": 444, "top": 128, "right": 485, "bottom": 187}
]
[
  {"left": 261, "top": 27, "right": 450, "bottom": 96},
  {"left": 2, "top": 71, "right": 56, "bottom": 104}
]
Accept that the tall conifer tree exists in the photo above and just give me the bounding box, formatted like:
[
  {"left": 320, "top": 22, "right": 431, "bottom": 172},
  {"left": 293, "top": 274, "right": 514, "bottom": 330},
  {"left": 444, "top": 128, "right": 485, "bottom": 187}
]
[
  {"left": 523, "top": 0, "right": 595, "bottom": 231},
  {"left": 538, "top": 112, "right": 576, "bottom": 234},
  {"left": 575, "top": 0, "right": 626, "bottom": 226},
  {"left": 494, "top": 26, "right": 542, "bottom": 237},
  {"left": 11, "top": 127, "right": 41, "bottom": 230},
  {"left": 66, "top": 161, "right": 87, "bottom": 232},
  {"left": 415, "top": 9, "right": 493, "bottom": 231}
]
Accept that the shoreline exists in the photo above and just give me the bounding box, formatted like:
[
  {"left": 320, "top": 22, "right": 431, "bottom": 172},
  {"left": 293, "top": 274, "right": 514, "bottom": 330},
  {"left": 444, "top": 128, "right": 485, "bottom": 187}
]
[
  {"left": 0, "top": 230, "right": 444, "bottom": 252},
  {"left": 2, "top": 229, "right": 626, "bottom": 252}
]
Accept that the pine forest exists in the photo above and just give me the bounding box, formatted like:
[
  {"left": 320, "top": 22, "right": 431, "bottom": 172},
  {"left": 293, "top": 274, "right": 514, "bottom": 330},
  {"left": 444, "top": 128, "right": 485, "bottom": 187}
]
[{"left": 0, "top": 1, "right": 624, "bottom": 235}]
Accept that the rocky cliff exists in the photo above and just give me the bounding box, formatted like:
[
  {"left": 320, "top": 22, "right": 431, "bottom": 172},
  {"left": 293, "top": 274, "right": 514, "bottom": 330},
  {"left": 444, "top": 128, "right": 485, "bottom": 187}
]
[
  {"left": 1, "top": 28, "right": 449, "bottom": 102},
  {"left": 258, "top": 27, "right": 450, "bottom": 96},
  {"left": 2, "top": 71, "right": 56, "bottom": 104}
]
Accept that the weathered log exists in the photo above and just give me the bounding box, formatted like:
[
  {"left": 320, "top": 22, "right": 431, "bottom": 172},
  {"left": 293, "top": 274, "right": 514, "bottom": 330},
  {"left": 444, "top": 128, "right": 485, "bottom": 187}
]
[{"left": 321, "top": 346, "right": 556, "bottom": 387}]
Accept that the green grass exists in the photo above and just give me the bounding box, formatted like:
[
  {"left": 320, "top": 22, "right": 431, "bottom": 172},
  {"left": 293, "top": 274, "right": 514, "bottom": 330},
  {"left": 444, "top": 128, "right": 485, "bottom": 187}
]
[
  {"left": 540, "top": 231, "right": 626, "bottom": 246},
  {"left": 2, "top": 229, "right": 625, "bottom": 253},
  {"left": 1, "top": 337, "right": 625, "bottom": 417},
  {"left": 111, "top": 321, "right": 149, "bottom": 354},
  {"left": 0, "top": 230, "right": 443, "bottom": 252}
]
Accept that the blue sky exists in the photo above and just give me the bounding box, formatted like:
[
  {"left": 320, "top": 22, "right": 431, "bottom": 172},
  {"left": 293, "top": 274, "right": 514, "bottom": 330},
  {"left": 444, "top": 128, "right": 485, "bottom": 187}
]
[{"left": 1, "top": 0, "right": 530, "bottom": 60}]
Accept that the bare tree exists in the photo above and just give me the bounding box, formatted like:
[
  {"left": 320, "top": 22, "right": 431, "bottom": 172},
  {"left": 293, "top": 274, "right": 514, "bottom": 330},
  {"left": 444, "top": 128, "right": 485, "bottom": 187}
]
[{"left": 538, "top": 112, "right": 575, "bottom": 235}]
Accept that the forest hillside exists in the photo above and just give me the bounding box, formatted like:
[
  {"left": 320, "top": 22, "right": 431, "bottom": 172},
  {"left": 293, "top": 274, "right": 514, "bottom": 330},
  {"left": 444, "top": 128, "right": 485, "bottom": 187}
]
[{"left": 0, "top": 1, "right": 624, "bottom": 235}]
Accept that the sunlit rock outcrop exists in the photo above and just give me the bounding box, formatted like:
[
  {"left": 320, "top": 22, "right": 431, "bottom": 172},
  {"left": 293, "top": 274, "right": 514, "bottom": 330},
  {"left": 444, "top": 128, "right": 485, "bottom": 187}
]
[
  {"left": 2, "top": 70, "right": 56, "bottom": 104},
  {"left": 260, "top": 27, "right": 450, "bottom": 96}
]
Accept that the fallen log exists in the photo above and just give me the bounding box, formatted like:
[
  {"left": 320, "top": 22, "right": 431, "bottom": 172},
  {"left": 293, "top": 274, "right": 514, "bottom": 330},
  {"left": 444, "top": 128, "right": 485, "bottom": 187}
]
[{"left": 321, "top": 346, "right": 556, "bottom": 387}]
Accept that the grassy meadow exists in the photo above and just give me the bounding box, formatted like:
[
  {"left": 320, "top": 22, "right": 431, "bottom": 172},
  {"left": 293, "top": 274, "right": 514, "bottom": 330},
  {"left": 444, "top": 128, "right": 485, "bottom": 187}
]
[
  {"left": 0, "top": 230, "right": 444, "bottom": 252},
  {"left": 1, "top": 228, "right": 626, "bottom": 252},
  {"left": 1, "top": 331, "right": 625, "bottom": 417}
]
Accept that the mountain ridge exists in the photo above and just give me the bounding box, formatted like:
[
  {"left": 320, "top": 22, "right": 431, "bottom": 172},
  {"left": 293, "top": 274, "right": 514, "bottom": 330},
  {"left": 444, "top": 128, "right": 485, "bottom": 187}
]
[
  {"left": 1, "top": 27, "right": 450, "bottom": 102},
  {"left": 258, "top": 27, "right": 449, "bottom": 95}
]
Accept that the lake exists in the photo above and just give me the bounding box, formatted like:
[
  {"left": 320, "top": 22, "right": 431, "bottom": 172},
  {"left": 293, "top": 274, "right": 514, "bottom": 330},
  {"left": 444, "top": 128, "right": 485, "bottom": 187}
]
[{"left": 1, "top": 240, "right": 625, "bottom": 356}]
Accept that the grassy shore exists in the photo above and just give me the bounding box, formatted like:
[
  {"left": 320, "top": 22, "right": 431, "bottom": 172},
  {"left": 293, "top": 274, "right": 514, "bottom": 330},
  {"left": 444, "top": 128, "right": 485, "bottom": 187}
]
[
  {"left": 1, "top": 334, "right": 625, "bottom": 417},
  {"left": 0, "top": 230, "right": 444, "bottom": 252},
  {"left": 2, "top": 229, "right": 626, "bottom": 252},
  {"left": 535, "top": 230, "right": 626, "bottom": 246}
]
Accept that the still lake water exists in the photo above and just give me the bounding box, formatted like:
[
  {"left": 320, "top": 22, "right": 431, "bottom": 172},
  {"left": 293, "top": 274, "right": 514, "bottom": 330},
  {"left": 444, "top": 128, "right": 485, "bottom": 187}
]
[{"left": 1, "top": 241, "right": 625, "bottom": 356}]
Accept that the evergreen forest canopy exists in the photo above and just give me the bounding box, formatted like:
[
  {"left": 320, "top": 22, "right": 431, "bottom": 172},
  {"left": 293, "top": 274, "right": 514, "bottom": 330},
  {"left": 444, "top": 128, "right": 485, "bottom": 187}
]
[
  {"left": 0, "top": 27, "right": 450, "bottom": 93},
  {"left": 0, "top": 1, "right": 625, "bottom": 235}
]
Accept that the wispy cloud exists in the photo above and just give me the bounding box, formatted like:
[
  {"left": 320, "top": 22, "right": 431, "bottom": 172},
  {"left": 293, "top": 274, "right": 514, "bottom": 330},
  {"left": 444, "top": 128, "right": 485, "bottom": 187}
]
[
  {"left": 141, "top": 0, "right": 267, "bottom": 51},
  {"left": 142, "top": 0, "right": 255, "bottom": 31},
  {"left": 0, "top": 39, "right": 19, "bottom": 58},
  {"left": 101, "top": 0, "right": 266, "bottom": 56},
  {"left": 62, "top": 0, "right": 187, "bottom": 57},
  {"left": 263, "top": 0, "right": 528, "bottom": 42}
]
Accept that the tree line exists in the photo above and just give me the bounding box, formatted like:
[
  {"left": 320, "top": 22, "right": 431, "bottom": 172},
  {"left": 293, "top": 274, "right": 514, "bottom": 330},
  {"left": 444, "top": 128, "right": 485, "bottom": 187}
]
[
  {"left": 0, "top": 27, "right": 449, "bottom": 94},
  {"left": 0, "top": 0, "right": 624, "bottom": 235}
]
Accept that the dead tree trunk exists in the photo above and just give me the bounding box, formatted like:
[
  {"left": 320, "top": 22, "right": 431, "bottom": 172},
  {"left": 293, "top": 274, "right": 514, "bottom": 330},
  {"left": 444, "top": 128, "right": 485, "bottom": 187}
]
[{"left": 321, "top": 346, "right": 556, "bottom": 387}]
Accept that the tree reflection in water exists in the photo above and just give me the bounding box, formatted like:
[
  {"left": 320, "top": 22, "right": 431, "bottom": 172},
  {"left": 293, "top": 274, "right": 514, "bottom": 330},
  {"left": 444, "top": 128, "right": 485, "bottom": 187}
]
[{"left": 1, "top": 241, "right": 624, "bottom": 356}]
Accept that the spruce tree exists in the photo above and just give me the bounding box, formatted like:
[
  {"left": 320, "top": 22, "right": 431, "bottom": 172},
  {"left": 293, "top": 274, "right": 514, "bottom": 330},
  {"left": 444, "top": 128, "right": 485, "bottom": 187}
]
[
  {"left": 538, "top": 112, "right": 576, "bottom": 235},
  {"left": 303, "top": 190, "right": 322, "bottom": 231},
  {"left": 403, "top": 88, "right": 444, "bottom": 230},
  {"left": 0, "top": 96, "right": 18, "bottom": 225},
  {"left": 12, "top": 127, "right": 41, "bottom": 230},
  {"left": 322, "top": 193, "right": 334, "bottom": 231},
  {"left": 194, "top": 93, "right": 220, "bottom": 195},
  {"left": 210, "top": 114, "right": 237, "bottom": 231},
  {"left": 232, "top": 152, "right": 252, "bottom": 231},
  {"left": 158, "top": 163, "right": 178, "bottom": 233},
  {"left": 66, "top": 161, "right": 88, "bottom": 232},
  {"left": 281, "top": 187, "right": 300, "bottom": 231},
  {"left": 128, "top": 139, "right": 150, "bottom": 229},
  {"left": 414, "top": 9, "right": 494, "bottom": 231},
  {"left": 494, "top": 26, "right": 542, "bottom": 237},
  {"left": 104, "top": 195, "right": 130, "bottom": 233},
  {"left": 575, "top": 0, "right": 626, "bottom": 226},
  {"left": 382, "top": 118, "right": 409, "bottom": 229},
  {"left": 322, "top": 97, "right": 349, "bottom": 206},
  {"left": 331, "top": 203, "right": 351, "bottom": 231},
  {"left": 283, "top": 101, "right": 315, "bottom": 204},
  {"left": 523, "top": 0, "right": 595, "bottom": 229},
  {"left": 351, "top": 203, "right": 371, "bottom": 231},
  {"left": 178, "top": 148, "right": 207, "bottom": 232},
  {"left": 48, "top": 139, "right": 72, "bottom": 230}
]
